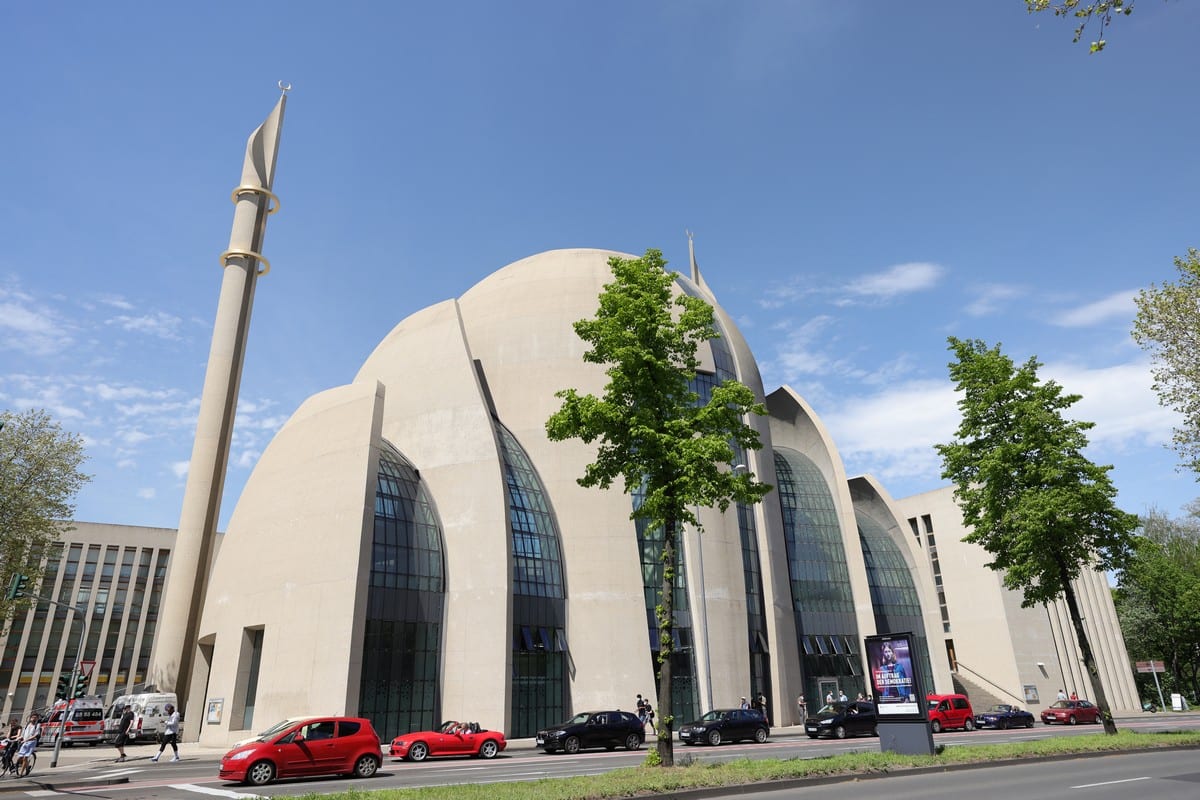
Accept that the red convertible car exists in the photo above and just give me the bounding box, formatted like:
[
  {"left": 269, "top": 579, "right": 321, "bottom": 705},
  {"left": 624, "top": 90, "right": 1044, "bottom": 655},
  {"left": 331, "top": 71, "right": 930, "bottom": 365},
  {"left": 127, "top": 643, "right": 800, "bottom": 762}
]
[
  {"left": 389, "top": 720, "right": 506, "bottom": 761},
  {"left": 1040, "top": 700, "right": 1101, "bottom": 725}
]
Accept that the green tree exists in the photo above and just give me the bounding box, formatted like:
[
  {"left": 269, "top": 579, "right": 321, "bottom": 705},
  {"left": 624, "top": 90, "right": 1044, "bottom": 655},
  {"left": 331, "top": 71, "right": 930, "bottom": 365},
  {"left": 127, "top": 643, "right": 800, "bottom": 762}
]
[
  {"left": 546, "top": 249, "right": 771, "bottom": 766},
  {"left": 1133, "top": 249, "right": 1200, "bottom": 478},
  {"left": 936, "top": 338, "right": 1137, "bottom": 734},
  {"left": 1024, "top": 0, "right": 1135, "bottom": 52},
  {"left": 1, "top": 409, "right": 91, "bottom": 625},
  {"left": 1115, "top": 505, "right": 1200, "bottom": 703}
]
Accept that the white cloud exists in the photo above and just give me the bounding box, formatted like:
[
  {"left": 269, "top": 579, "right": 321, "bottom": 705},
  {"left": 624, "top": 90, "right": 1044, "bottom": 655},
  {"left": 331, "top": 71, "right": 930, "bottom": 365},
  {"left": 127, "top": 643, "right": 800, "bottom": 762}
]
[
  {"left": 171, "top": 461, "right": 190, "bottom": 479},
  {"left": 842, "top": 262, "right": 944, "bottom": 301},
  {"left": 97, "top": 294, "right": 135, "bottom": 310},
  {"left": 964, "top": 284, "right": 1025, "bottom": 317},
  {"left": 1053, "top": 290, "right": 1138, "bottom": 328},
  {"left": 107, "top": 311, "right": 183, "bottom": 340},
  {"left": 234, "top": 449, "right": 260, "bottom": 469},
  {"left": 136, "top": 487, "right": 156, "bottom": 500},
  {"left": 0, "top": 298, "right": 73, "bottom": 355}
]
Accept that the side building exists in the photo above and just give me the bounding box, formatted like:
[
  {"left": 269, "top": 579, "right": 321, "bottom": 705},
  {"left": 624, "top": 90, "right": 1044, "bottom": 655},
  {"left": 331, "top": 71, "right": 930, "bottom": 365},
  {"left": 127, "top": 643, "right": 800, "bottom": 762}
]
[{"left": 1, "top": 522, "right": 178, "bottom": 721}]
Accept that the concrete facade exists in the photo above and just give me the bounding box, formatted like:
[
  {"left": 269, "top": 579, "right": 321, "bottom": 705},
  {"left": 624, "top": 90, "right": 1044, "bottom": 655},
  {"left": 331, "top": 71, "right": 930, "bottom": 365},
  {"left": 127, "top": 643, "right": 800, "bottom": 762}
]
[{"left": 1, "top": 248, "right": 1140, "bottom": 738}]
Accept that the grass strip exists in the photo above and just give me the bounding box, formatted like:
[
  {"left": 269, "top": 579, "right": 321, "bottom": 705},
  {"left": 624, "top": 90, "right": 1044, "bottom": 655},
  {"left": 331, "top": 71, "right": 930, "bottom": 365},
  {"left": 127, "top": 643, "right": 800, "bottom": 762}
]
[{"left": 299, "top": 730, "right": 1200, "bottom": 800}]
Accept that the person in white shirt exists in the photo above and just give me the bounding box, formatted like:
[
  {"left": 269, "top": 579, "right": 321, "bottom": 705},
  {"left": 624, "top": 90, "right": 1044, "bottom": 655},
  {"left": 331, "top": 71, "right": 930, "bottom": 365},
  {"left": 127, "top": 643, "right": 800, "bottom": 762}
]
[
  {"left": 150, "top": 704, "right": 181, "bottom": 763},
  {"left": 14, "top": 713, "right": 41, "bottom": 774}
]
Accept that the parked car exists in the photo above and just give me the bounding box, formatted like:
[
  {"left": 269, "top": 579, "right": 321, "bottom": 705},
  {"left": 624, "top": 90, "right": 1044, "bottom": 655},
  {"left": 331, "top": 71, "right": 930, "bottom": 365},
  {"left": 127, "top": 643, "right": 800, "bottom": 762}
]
[
  {"left": 804, "top": 701, "right": 877, "bottom": 739},
  {"left": 389, "top": 720, "right": 506, "bottom": 761},
  {"left": 535, "top": 711, "right": 644, "bottom": 754},
  {"left": 927, "top": 693, "right": 975, "bottom": 732},
  {"left": 218, "top": 716, "right": 382, "bottom": 786},
  {"left": 1041, "top": 699, "right": 1101, "bottom": 725},
  {"left": 974, "top": 704, "right": 1035, "bottom": 729},
  {"left": 40, "top": 696, "right": 105, "bottom": 746},
  {"left": 678, "top": 708, "right": 770, "bottom": 746}
]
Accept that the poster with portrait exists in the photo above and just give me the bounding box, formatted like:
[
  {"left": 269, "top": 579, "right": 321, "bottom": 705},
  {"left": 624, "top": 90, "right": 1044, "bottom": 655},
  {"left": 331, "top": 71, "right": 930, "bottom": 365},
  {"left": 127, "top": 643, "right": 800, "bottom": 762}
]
[{"left": 865, "top": 632, "right": 923, "bottom": 719}]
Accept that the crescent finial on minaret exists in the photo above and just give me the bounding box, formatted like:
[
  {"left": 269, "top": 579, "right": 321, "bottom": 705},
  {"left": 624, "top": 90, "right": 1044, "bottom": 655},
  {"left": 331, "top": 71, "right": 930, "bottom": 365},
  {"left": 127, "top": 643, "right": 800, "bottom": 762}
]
[{"left": 278, "top": 80, "right": 292, "bottom": 94}]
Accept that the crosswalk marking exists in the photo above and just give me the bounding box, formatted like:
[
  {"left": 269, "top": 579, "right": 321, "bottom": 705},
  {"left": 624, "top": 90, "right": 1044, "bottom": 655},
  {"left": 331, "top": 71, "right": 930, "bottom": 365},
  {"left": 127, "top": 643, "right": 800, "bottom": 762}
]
[{"left": 170, "top": 784, "right": 263, "bottom": 799}]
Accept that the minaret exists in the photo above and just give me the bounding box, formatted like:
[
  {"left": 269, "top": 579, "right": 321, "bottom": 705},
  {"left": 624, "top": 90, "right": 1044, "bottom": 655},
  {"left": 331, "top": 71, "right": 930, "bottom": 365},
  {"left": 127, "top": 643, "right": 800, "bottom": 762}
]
[{"left": 150, "top": 86, "right": 288, "bottom": 710}]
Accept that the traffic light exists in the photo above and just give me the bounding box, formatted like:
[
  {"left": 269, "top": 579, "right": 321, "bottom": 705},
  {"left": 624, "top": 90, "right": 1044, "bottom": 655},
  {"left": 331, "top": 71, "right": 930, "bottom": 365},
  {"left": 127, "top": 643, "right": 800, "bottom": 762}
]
[
  {"left": 56, "top": 675, "right": 71, "bottom": 701},
  {"left": 72, "top": 672, "right": 88, "bottom": 699},
  {"left": 5, "top": 573, "right": 29, "bottom": 600}
]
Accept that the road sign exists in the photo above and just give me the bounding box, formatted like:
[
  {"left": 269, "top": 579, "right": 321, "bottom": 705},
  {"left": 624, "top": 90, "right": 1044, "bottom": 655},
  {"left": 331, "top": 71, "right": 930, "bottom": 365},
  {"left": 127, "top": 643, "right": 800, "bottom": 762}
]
[
  {"left": 80, "top": 659, "right": 96, "bottom": 677},
  {"left": 1136, "top": 660, "right": 1165, "bottom": 673}
]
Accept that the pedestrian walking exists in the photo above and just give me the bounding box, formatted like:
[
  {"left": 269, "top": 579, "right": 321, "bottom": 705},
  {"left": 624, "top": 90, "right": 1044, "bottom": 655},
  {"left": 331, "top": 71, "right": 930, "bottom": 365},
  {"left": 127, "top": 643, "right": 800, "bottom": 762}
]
[
  {"left": 150, "top": 703, "right": 181, "bottom": 762},
  {"left": 796, "top": 694, "right": 807, "bottom": 721},
  {"left": 113, "top": 705, "right": 134, "bottom": 762}
]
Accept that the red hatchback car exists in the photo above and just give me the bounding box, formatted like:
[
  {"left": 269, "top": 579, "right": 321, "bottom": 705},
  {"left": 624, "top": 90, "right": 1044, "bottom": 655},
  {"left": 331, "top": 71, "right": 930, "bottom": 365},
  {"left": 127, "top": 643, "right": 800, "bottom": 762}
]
[
  {"left": 219, "top": 716, "right": 382, "bottom": 786},
  {"left": 1041, "top": 700, "right": 1101, "bottom": 725},
  {"left": 390, "top": 720, "right": 507, "bottom": 761}
]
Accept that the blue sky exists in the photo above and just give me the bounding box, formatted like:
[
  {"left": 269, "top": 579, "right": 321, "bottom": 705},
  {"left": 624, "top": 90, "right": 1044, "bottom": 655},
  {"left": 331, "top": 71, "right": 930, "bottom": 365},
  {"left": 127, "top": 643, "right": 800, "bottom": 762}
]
[{"left": 2, "top": 1, "right": 1197, "bottom": 531}]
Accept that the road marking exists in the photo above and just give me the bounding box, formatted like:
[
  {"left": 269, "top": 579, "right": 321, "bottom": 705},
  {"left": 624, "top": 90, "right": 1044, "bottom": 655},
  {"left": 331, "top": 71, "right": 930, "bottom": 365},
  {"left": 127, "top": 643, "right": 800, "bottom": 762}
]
[
  {"left": 1071, "top": 776, "right": 1151, "bottom": 789},
  {"left": 170, "top": 783, "right": 263, "bottom": 799},
  {"left": 25, "top": 792, "right": 60, "bottom": 797}
]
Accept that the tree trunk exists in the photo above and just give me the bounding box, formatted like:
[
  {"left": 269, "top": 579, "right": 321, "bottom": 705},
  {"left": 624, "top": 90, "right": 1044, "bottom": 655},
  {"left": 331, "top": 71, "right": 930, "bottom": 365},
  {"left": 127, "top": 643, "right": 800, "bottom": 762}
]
[
  {"left": 655, "top": 515, "right": 677, "bottom": 766},
  {"left": 1058, "top": 560, "right": 1118, "bottom": 734}
]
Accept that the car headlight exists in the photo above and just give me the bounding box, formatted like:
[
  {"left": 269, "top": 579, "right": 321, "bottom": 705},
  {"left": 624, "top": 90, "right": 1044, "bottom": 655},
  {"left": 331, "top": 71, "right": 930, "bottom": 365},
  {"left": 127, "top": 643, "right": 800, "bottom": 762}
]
[
  {"left": 819, "top": 719, "right": 833, "bottom": 726},
  {"left": 393, "top": 740, "right": 407, "bottom": 747},
  {"left": 227, "top": 750, "right": 253, "bottom": 762}
]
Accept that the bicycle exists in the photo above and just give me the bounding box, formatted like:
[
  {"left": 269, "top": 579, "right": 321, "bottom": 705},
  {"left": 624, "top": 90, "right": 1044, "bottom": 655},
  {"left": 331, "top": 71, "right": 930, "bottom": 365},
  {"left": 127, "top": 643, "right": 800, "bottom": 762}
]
[{"left": 6, "top": 750, "right": 35, "bottom": 778}]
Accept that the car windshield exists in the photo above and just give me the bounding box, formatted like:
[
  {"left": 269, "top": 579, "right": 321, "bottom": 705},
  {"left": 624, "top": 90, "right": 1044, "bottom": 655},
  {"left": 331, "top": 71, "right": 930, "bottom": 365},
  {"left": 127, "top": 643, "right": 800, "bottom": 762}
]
[
  {"left": 439, "top": 721, "right": 461, "bottom": 733},
  {"left": 926, "top": 699, "right": 940, "bottom": 709},
  {"left": 818, "top": 703, "right": 844, "bottom": 714},
  {"left": 258, "top": 719, "right": 303, "bottom": 740},
  {"left": 565, "top": 712, "right": 592, "bottom": 725},
  {"left": 988, "top": 705, "right": 1012, "bottom": 712},
  {"left": 698, "top": 711, "right": 723, "bottom": 722},
  {"left": 1050, "top": 701, "right": 1071, "bottom": 709}
]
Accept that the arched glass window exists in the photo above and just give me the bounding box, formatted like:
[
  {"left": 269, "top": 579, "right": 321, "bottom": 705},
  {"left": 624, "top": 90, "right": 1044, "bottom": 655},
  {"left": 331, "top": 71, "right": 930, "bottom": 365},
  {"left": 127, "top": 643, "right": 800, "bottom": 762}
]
[
  {"left": 856, "top": 509, "right": 935, "bottom": 699},
  {"left": 358, "top": 442, "right": 446, "bottom": 741},
  {"left": 774, "top": 447, "right": 862, "bottom": 699},
  {"left": 496, "top": 423, "right": 568, "bottom": 738}
]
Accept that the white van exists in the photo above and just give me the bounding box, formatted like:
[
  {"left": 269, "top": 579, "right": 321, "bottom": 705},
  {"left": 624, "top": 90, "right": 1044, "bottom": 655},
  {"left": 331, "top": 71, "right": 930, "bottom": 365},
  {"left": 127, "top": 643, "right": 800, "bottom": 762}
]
[{"left": 102, "top": 692, "right": 178, "bottom": 743}]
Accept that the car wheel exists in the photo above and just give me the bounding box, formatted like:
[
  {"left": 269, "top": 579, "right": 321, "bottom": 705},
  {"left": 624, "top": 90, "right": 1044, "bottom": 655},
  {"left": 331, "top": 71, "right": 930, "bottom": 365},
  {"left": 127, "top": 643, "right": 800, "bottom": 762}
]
[
  {"left": 1025, "top": 718, "right": 1034, "bottom": 728},
  {"left": 353, "top": 755, "right": 379, "bottom": 778},
  {"left": 1068, "top": 716, "right": 1077, "bottom": 726},
  {"left": 834, "top": 725, "right": 847, "bottom": 739},
  {"left": 707, "top": 729, "right": 722, "bottom": 746},
  {"left": 964, "top": 718, "right": 975, "bottom": 731},
  {"left": 624, "top": 733, "right": 642, "bottom": 751},
  {"left": 754, "top": 727, "right": 768, "bottom": 744},
  {"left": 245, "top": 760, "right": 276, "bottom": 786},
  {"left": 408, "top": 742, "right": 429, "bottom": 762},
  {"left": 564, "top": 736, "right": 581, "bottom": 754},
  {"left": 930, "top": 720, "right": 942, "bottom": 733},
  {"left": 478, "top": 739, "right": 500, "bottom": 759}
]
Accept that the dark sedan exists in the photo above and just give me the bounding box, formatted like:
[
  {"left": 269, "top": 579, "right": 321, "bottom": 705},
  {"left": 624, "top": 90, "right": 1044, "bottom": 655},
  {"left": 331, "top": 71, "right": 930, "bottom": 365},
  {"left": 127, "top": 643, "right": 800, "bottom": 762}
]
[
  {"left": 804, "top": 701, "right": 877, "bottom": 739},
  {"left": 974, "top": 704, "right": 1035, "bottom": 729},
  {"left": 535, "top": 711, "right": 644, "bottom": 754},
  {"left": 678, "top": 708, "right": 770, "bottom": 746}
]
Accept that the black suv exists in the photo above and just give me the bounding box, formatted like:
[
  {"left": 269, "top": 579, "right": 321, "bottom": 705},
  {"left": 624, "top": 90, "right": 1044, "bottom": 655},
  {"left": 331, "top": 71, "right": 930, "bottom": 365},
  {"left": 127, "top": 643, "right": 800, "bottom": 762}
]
[
  {"left": 535, "top": 711, "right": 644, "bottom": 754},
  {"left": 678, "top": 708, "right": 770, "bottom": 746},
  {"left": 804, "top": 701, "right": 877, "bottom": 739}
]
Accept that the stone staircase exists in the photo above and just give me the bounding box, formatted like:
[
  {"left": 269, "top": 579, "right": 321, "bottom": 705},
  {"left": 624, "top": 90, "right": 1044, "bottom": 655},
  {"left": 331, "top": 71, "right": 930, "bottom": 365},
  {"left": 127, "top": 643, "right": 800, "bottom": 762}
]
[{"left": 952, "top": 667, "right": 1028, "bottom": 712}]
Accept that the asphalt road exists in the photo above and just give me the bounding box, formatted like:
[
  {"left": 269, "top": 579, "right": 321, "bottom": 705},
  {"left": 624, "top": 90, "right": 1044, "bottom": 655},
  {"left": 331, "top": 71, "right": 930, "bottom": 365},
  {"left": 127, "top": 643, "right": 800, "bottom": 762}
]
[{"left": 4, "top": 713, "right": 1197, "bottom": 799}]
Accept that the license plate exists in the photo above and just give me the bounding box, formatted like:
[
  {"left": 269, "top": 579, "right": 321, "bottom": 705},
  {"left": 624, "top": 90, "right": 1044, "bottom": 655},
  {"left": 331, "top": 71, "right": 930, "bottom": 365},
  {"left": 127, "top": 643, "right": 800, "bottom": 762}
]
[
  {"left": 806, "top": 726, "right": 816, "bottom": 732},
  {"left": 536, "top": 736, "right": 545, "bottom": 745}
]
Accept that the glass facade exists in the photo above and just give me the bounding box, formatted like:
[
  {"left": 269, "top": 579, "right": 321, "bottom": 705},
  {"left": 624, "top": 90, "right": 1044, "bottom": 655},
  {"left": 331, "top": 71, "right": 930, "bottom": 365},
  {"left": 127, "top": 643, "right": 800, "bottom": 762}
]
[
  {"left": 774, "top": 447, "right": 863, "bottom": 700},
  {"left": 676, "top": 273, "right": 771, "bottom": 711},
  {"left": 496, "top": 423, "right": 569, "bottom": 738},
  {"left": 358, "top": 442, "right": 446, "bottom": 742},
  {"left": 856, "top": 509, "right": 935, "bottom": 699}
]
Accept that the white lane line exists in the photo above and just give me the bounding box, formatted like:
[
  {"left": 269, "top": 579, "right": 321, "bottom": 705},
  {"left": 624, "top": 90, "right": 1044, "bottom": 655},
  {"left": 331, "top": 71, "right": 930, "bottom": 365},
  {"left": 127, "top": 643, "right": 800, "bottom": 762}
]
[
  {"left": 25, "top": 792, "right": 61, "bottom": 797},
  {"left": 1071, "top": 776, "right": 1152, "bottom": 789},
  {"left": 170, "top": 784, "right": 264, "bottom": 799}
]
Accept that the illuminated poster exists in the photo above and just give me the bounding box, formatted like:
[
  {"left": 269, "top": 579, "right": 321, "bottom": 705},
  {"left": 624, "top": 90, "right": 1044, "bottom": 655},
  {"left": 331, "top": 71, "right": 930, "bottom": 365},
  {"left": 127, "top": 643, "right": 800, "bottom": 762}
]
[{"left": 865, "top": 633, "right": 921, "bottom": 718}]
